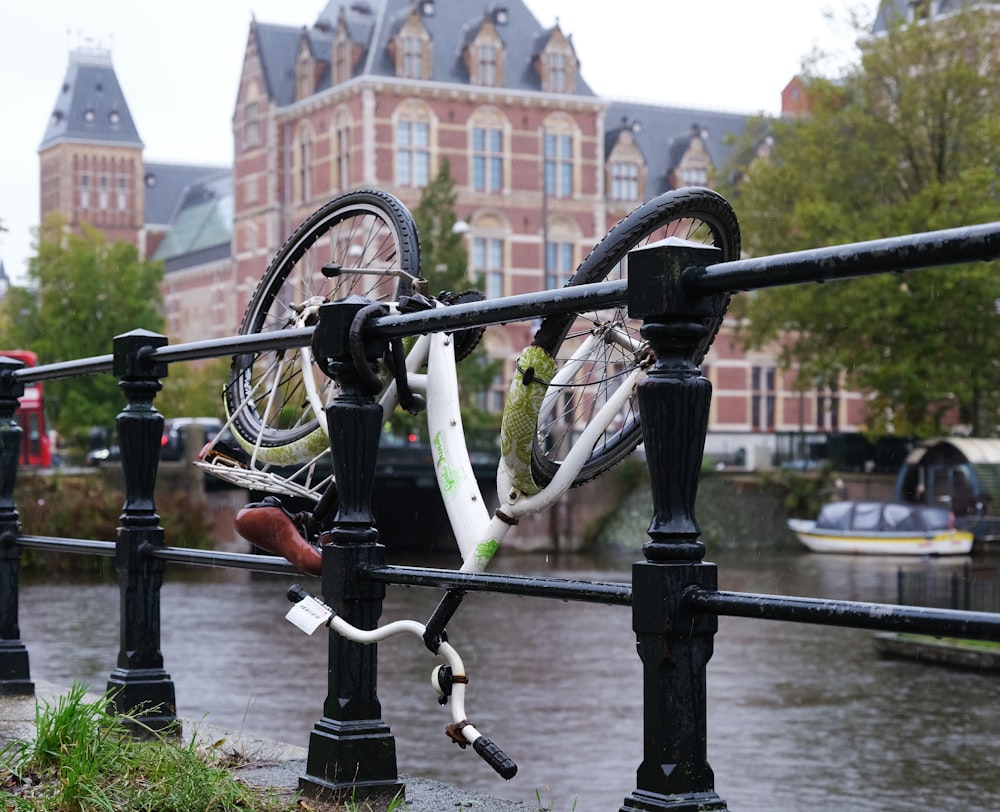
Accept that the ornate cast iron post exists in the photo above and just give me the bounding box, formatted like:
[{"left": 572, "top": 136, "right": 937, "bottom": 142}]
[
  {"left": 0, "top": 356, "right": 32, "bottom": 696},
  {"left": 300, "top": 299, "right": 403, "bottom": 804},
  {"left": 106, "top": 330, "right": 177, "bottom": 733},
  {"left": 621, "top": 240, "right": 728, "bottom": 812}
]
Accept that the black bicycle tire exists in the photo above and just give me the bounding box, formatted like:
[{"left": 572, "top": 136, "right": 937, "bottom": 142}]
[
  {"left": 529, "top": 187, "right": 741, "bottom": 488},
  {"left": 226, "top": 189, "right": 421, "bottom": 449}
]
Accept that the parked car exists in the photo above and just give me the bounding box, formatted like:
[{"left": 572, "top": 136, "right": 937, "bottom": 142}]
[{"left": 160, "top": 417, "right": 235, "bottom": 461}]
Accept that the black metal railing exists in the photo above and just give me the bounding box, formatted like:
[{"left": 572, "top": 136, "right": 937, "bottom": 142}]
[{"left": 1, "top": 219, "right": 1000, "bottom": 810}]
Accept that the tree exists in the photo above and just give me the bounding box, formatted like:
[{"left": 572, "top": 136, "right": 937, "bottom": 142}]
[
  {"left": 391, "top": 162, "right": 502, "bottom": 440},
  {"left": 728, "top": 7, "right": 1000, "bottom": 436},
  {"left": 1, "top": 215, "right": 165, "bottom": 436},
  {"left": 411, "top": 160, "right": 473, "bottom": 294}
]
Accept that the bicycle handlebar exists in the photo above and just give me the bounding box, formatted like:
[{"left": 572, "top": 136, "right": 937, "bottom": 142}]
[{"left": 285, "top": 584, "right": 517, "bottom": 780}]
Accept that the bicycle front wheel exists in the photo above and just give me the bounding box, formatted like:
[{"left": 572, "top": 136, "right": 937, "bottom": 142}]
[
  {"left": 226, "top": 190, "right": 421, "bottom": 460},
  {"left": 529, "top": 187, "right": 740, "bottom": 488}
]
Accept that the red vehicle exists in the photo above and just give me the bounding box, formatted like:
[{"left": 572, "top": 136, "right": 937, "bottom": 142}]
[{"left": 0, "top": 350, "right": 52, "bottom": 467}]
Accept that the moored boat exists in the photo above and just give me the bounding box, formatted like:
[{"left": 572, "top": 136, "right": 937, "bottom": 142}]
[{"left": 787, "top": 501, "right": 973, "bottom": 556}]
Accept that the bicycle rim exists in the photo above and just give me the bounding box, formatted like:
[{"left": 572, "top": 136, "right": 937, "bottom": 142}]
[
  {"left": 226, "top": 190, "right": 421, "bottom": 455},
  {"left": 529, "top": 187, "right": 740, "bottom": 488}
]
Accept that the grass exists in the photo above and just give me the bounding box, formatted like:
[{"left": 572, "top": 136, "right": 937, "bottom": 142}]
[{"left": 0, "top": 683, "right": 298, "bottom": 811}]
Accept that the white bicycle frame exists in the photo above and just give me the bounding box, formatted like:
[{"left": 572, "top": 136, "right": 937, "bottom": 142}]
[
  {"left": 205, "top": 301, "right": 645, "bottom": 574},
  {"left": 381, "top": 316, "right": 644, "bottom": 574}
]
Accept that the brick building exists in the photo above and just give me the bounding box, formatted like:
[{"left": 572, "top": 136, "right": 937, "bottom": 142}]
[{"left": 39, "top": 2, "right": 877, "bottom": 468}]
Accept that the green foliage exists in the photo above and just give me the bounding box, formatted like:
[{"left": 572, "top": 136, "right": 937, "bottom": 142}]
[
  {"left": 727, "top": 8, "right": 1000, "bottom": 436},
  {"left": 411, "top": 160, "right": 473, "bottom": 295},
  {"left": 155, "top": 358, "right": 229, "bottom": 421},
  {"left": 759, "top": 467, "right": 835, "bottom": 519},
  {"left": 15, "top": 474, "right": 214, "bottom": 571},
  {"left": 0, "top": 215, "right": 165, "bottom": 436},
  {"left": 0, "top": 682, "right": 294, "bottom": 811}
]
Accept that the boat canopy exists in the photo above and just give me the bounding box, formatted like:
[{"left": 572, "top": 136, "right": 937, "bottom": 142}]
[
  {"left": 895, "top": 438, "right": 1000, "bottom": 516},
  {"left": 815, "top": 501, "right": 954, "bottom": 532}
]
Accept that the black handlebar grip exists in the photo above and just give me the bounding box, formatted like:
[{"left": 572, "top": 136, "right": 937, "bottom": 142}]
[{"left": 472, "top": 736, "right": 517, "bottom": 780}]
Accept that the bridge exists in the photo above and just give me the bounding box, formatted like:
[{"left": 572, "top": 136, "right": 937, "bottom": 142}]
[{"left": 3, "top": 217, "right": 1000, "bottom": 810}]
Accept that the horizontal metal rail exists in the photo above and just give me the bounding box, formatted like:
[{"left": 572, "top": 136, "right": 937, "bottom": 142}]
[
  {"left": 18, "top": 536, "right": 116, "bottom": 557},
  {"left": 6, "top": 222, "right": 1000, "bottom": 388},
  {"left": 363, "top": 564, "right": 633, "bottom": 606},
  {"left": 146, "top": 546, "right": 301, "bottom": 575},
  {"left": 686, "top": 222, "right": 1000, "bottom": 294},
  {"left": 686, "top": 587, "right": 1000, "bottom": 641},
  {"left": 17, "top": 535, "right": 299, "bottom": 576}
]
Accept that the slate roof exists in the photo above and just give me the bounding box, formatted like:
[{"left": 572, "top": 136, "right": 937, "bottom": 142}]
[
  {"left": 605, "top": 101, "right": 756, "bottom": 196},
  {"left": 143, "top": 162, "right": 229, "bottom": 228},
  {"left": 253, "top": 0, "right": 595, "bottom": 107},
  {"left": 151, "top": 171, "right": 233, "bottom": 272},
  {"left": 39, "top": 47, "right": 142, "bottom": 150}
]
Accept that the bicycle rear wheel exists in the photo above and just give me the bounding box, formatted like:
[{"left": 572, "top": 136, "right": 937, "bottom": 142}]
[
  {"left": 226, "top": 190, "right": 421, "bottom": 460},
  {"left": 529, "top": 187, "right": 740, "bottom": 488}
]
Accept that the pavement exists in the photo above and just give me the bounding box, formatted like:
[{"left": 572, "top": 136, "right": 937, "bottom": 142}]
[{"left": 0, "top": 680, "right": 529, "bottom": 812}]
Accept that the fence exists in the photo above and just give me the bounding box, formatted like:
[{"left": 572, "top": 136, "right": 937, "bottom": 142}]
[
  {"left": 2, "top": 220, "right": 1000, "bottom": 810},
  {"left": 897, "top": 561, "right": 1000, "bottom": 613}
]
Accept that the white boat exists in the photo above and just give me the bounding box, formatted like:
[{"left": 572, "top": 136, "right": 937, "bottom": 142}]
[{"left": 788, "top": 501, "right": 974, "bottom": 556}]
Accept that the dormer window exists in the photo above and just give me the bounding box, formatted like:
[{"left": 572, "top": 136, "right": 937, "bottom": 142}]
[
  {"left": 549, "top": 51, "right": 567, "bottom": 93},
  {"left": 391, "top": 15, "right": 432, "bottom": 80},
  {"left": 479, "top": 44, "right": 498, "bottom": 86},
  {"left": 537, "top": 27, "right": 577, "bottom": 94},
  {"left": 296, "top": 46, "right": 314, "bottom": 99},
  {"left": 333, "top": 29, "right": 351, "bottom": 84},
  {"left": 466, "top": 19, "right": 505, "bottom": 87},
  {"left": 606, "top": 125, "right": 646, "bottom": 203}
]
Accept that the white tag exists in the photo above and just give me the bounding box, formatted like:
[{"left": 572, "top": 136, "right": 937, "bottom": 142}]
[{"left": 286, "top": 595, "right": 333, "bottom": 635}]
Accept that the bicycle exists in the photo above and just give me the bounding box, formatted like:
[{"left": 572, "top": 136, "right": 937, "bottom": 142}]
[{"left": 198, "top": 185, "right": 740, "bottom": 777}]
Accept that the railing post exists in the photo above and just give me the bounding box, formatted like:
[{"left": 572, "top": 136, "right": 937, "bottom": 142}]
[
  {"left": 621, "top": 239, "right": 728, "bottom": 812},
  {"left": 300, "top": 299, "right": 403, "bottom": 805},
  {"left": 0, "top": 357, "right": 32, "bottom": 696},
  {"left": 106, "top": 330, "right": 177, "bottom": 733}
]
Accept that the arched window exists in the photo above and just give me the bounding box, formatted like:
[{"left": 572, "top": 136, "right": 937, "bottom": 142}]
[
  {"left": 293, "top": 126, "right": 314, "bottom": 203},
  {"left": 333, "top": 108, "right": 352, "bottom": 192},
  {"left": 542, "top": 114, "right": 578, "bottom": 199},
  {"left": 470, "top": 108, "right": 507, "bottom": 194},
  {"left": 394, "top": 103, "right": 432, "bottom": 188}
]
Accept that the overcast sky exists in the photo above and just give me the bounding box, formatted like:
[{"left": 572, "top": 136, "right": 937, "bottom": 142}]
[{"left": 0, "top": 1, "right": 877, "bottom": 284}]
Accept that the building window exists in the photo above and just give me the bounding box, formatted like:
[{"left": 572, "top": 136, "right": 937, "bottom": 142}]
[
  {"left": 682, "top": 166, "right": 708, "bottom": 185},
  {"left": 336, "top": 121, "right": 350, "bottom": 191},
  {"left": 297, "top": 51, "right": 313, "bottom": 99},
  {"left": 610, "top": 161, "right": 639, "bottom": 201},
  {"left": 545, "top": 241, "right": 573, "bottom": 290},
  {"left": 298, "top": 135, "right": 313, "bottom": 202},
  {"left": 244, "top": 174, "right": 257, "bottom": 205},
  {"left": 544, "top": 132, "right": 573, "bottom": 197},
  {"left": 548, "top": 51, "right": 567, "bottom": 93},
  {"left": 478, "top": 44, "right": 497, "bottom": 86},
  {"left": 396, "top": 119, "right": 430, "bottom": 187},
  {"left": 817, "top": 382, "right": 840, "bottom": 431},
  {"left": 80, "top": 174, "right": 89, "bottom": 209},
  {"left": 117, "top": 176, "right": 128, "bottom": 211},
  {"left": 752, "top": 365, "right": 776, "bottom": 432},
  {"left": 98, "top": 176, "right": 108, "bottom": 210},
  {"left": 401, "top": 35, "right": 424, "bottom": 78},
  {"left": 473, "top": 237, "right": 504, "bottom": 298},
  {"left": 333, "top": 35, "right": 350, "bottom": 84},
  {"left": 472, "top": 127, "right": 503, "bottom": 193},
  {"left": 244, "top": 101, "right": 261, "bottom": 149}
]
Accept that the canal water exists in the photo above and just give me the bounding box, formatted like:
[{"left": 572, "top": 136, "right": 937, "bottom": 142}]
[{"left": 16, "top": 547, "right": 1000, "bottom": 811}]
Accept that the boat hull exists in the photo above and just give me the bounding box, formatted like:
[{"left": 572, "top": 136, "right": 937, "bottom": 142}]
[{"left": 787, "top": 518, "right": 973, "bottom": 555}]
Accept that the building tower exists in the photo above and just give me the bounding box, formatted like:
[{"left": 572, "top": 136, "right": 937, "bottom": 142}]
[{"left": 38, "top": 46, "right": 145, "bottom": 248}]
